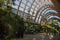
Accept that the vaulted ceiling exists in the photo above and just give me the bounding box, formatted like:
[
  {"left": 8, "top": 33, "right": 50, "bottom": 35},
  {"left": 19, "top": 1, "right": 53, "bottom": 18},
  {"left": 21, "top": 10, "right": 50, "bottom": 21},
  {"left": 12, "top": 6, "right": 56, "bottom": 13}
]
[{"left": 12, "top": 0, "right": 60, "bottom": 24}]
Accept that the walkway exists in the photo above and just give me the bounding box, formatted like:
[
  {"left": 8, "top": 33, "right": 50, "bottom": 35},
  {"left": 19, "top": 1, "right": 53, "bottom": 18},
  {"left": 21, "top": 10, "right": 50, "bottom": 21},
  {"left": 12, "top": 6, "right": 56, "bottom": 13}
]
[{"left": 12, "top": 33, "right": 53, "bottom": 40}]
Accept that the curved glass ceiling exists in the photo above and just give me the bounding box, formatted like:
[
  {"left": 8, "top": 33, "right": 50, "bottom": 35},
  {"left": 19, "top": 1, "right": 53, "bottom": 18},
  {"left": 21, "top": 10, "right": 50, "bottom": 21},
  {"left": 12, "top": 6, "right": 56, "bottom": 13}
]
[
  {"left": 12, "top": 0, "right": 53, "bottom": 14},
  {"left": 48, "top": 16, "right": 60, "bottom": 20},
  {"left": 45, "top": 10, "right": 58, "bottom": 14},
  {"left": 10, "top": 0, "right": 59, "bottom": 23}
]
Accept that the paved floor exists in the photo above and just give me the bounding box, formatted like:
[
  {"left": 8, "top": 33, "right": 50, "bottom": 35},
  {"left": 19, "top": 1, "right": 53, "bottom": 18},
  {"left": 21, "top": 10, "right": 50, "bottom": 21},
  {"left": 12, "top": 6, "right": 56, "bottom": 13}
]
[
  {"left": 12, "top": 33, "right": 53, "bottom": 40},
  {"left": 51, "top": 34, "right": 60, "bottom": 40}
]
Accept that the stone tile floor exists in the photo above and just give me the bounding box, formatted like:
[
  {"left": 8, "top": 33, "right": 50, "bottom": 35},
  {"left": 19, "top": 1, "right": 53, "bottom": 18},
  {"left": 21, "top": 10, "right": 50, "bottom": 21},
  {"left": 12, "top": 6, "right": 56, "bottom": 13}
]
[
  {"left": 12, "top": 33, "right": 60, "bottom": 40},
  {"left": 11, "top": 33, "right": 53, "bottom": 40}
]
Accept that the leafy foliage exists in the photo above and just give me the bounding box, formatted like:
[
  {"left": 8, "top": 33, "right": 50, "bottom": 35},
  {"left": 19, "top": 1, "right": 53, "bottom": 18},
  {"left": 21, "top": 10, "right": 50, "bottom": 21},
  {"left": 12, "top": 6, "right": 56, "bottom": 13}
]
[
  {"left": 0, "top": 8, "right": 25, "bottom": 39},
  {"left": 0, "top": 0, "right": 4, "bottom": 7}
]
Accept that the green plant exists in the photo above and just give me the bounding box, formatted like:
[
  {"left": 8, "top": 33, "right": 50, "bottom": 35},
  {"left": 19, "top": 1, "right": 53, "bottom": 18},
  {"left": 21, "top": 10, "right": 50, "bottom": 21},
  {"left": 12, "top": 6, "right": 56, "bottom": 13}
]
[{"left": 0, "top": 9, "right": 25, "bottom": 39}]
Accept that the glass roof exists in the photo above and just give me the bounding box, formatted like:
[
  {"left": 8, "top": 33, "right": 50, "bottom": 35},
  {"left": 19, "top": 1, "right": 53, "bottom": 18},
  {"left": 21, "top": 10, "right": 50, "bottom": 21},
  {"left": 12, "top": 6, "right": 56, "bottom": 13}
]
[{"left": 11, "top": 0, "right": 59, "bottom": 23}]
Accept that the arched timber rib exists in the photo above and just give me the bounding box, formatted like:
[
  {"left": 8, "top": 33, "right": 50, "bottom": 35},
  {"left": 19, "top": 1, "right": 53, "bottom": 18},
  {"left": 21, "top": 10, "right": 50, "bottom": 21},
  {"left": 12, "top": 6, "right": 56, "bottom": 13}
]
[
  {"left": 34, "top": 4, "right": 53, "bottom": 23},
  {"left": 22, "top": 0, "right": 28, "bottom": 17},
  {"left": 37, "top": 8, "right": 51, "bottom": 23},
  {"left": 28, "top": 0, "right": 35, "bottom": 14},
  {"left": 32, "top": 0, "right": 40, "bottom": 17},
  {"left": 47, "top": 16, "right": 60, "bottom": 20},
  {"left": 16, "top": 0, "right": 22, "bottom": 15}
]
